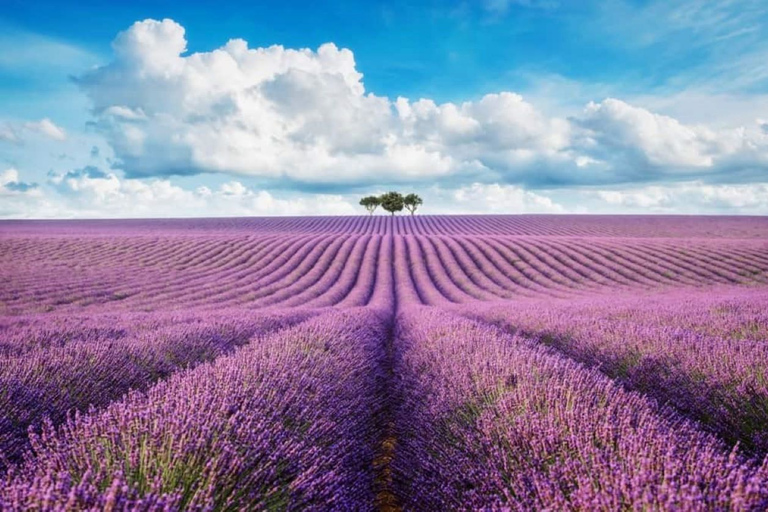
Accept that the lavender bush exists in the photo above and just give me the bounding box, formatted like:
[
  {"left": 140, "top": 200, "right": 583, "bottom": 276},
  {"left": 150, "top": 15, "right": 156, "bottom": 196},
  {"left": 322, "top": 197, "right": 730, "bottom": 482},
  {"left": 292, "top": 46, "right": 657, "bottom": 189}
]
[{"left": 1, "top": 215, "right": 767, "bottom": 509}]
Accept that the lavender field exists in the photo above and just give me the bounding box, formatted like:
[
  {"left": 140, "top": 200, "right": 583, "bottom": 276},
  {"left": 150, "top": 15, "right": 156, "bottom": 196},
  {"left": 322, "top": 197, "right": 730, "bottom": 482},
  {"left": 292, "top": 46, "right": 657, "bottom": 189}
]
[{"left": 2, "top": 215, "right": 768, "bottom": 510}]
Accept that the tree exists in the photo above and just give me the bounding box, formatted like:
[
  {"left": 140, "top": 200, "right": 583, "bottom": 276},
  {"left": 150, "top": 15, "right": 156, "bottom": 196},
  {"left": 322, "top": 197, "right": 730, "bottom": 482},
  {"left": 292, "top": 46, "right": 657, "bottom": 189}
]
[
  {"left": 403, "top": 193, "right": 423, "bottom": 216},
  {"left": 359, "top": 195, "right": 381, "bottom": 215},
  {"left": 379, "top": 191, "right": 404, "bottom": 216}
]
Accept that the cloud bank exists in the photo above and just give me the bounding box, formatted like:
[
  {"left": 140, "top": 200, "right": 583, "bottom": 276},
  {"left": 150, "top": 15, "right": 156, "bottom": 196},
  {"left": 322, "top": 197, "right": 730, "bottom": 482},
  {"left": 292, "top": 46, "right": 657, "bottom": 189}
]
[
  {"left": 4, "top": 165, "right": 767, "bottom": 219},
  {"left": 2, "top": 17, "right": 768, "bottom": 218},
  {"left": 75, "top": 19, "right": 768, "bottom": 193},
  {"left": 2, "top": 167, "right": 358, "bottom": 219}
]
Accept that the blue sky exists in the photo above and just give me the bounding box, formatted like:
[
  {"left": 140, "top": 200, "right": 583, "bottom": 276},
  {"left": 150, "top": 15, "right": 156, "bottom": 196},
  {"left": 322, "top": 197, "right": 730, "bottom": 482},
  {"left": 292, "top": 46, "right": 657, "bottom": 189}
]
[{"left": 2, "top": 0, "right": 768, "bottom": 217}]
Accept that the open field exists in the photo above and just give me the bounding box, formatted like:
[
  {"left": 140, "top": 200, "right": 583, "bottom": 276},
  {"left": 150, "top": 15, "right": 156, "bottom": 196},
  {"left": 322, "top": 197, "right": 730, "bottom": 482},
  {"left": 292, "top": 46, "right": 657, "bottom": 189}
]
[{"left": 2, "top": 215, "right": 768, "bottom": 510}]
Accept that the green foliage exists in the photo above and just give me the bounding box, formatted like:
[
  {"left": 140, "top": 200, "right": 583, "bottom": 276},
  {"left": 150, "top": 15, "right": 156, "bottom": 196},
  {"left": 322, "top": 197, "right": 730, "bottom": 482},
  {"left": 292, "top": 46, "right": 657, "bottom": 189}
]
[
  {"left": 379, "top": 191, "right": 404, "bottom": 216},
  {"left": 403, "top": 193, "right": 423, "bottom": 215},
  {"left": 359, "top": 191, "right": 422, "bottom": 215},
  {"left": 359, "top": 196, "right": 381, "bottom": 215}
]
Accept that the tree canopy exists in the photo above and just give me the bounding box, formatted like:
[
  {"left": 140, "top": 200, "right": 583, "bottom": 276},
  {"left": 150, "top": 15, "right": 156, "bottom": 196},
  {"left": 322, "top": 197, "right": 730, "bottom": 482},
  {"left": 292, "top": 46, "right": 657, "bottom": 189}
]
[
  {"left": 379, "top": 191, "right": 404, "bottom": 216},
  {"left": 360, "top": 191, "right": 422, "bottom": 215},
  {"left": 403, "top": 193, "right": 423, "bottom": 216},
  {"left": 359, "top": 195, "right": 380, "bottom": 215}
]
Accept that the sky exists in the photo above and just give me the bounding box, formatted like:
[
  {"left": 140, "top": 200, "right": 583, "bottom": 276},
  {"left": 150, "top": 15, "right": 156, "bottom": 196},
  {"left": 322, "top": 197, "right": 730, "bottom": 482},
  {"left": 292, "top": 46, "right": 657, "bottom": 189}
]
[{"left": 1, "top": 0, "right": 768, "bottom": 218}]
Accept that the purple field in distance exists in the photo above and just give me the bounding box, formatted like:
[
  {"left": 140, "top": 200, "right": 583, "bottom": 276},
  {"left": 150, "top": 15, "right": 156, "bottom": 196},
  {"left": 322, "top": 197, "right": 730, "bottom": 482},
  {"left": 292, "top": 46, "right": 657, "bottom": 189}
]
[{"left": 1, "top": 215, "right": 768, "bottom": 510}]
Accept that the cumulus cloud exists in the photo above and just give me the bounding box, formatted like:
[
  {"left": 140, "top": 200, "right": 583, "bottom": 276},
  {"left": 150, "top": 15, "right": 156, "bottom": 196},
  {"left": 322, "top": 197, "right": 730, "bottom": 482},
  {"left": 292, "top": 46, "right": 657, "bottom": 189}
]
[
  {"left": 579, "top": 98, "right": 715, "bottom": 168},
  {"left": 574, "top": 98, "right": 768, "bottom": 184},
  {"left": 77, "top": 19, "right": 400, "bottom": 183},
  {"left": 435, "top": 182, "right": 565, "bottom": 214},
  {"left": 3, "top": 167, "right": 358, "bottom": 219},
  {"left": 76, "top": 19, "right": 581, "bottom": 187},
  {"left": 6, "top": 164, "right": 767, "bottom": 219},
  {"left": 75, "top": 18, "right": 768, "bottom": 194},
  {"left": 1, "top": 165, "right": 574, "bottom": 219},
  {"left": 0, "top": 118, "right": 67, "bottom": 144},
  {"left": 592, "top": 182, "right": 768, "bottom": 214},
  {"left": 24, "top": 118, "right": 67, "bottom": 141}
]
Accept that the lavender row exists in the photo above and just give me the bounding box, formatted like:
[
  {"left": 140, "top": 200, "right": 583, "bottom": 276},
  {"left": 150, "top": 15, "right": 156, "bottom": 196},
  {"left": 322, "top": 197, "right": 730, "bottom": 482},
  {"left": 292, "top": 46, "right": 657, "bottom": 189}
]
[
  {"left": 459, "top": 287, "right": 768, "bottom": 453},
  {"left": 4, "top": 233, "right": 768, "bottom": 316},
  {"left": 4, "top": 215, "right": 768, "bottom": 237},
  {"left": 391, "top": 307, "right": 768, "bottom": 510},
  {"left": 1, "top": 307, "right": 388, "bottom": 510},
  {"left": 0, "top": 308, "right": 314, "bottom": 469},
  {"left": 0, "top": 310, "right": 249, "bottom": 356}
]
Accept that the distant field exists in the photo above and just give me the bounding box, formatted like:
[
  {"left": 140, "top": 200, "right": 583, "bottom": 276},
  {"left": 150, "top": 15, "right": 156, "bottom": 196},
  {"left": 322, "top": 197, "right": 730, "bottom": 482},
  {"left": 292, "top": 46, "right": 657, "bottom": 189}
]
[{"left": 2, "top": 215, "right": 768, "bottom": 510}]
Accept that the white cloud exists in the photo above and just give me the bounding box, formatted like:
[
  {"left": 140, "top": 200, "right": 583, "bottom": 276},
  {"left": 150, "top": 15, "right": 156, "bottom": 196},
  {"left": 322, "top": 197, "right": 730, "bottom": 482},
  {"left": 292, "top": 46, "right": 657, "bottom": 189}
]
[
  {"left": 0, "top": 118, "right": 67, "bottom": 144},
  {"left": 6, "top": 165, "right": 767, "bottom": 218},
  {"left": 1, "top": 16, "right": 762, "bottom": 220},
  {"left": 579, "top": 98, "right": 714, "bottom": 168},
  {"left": 74, "top": 18, "right": 768, "bottom": 195},
  {"left": 1, "top": 167, "right": 571, "bottom": 218},
  {"left": 23, "top": 118, "right": 67, "bottom": 141},
  {"left": 77, "top": 19, "right": 578, "bottom": 186},
  {"left": 592, "top": 182, "right": 768, "bottom": 214},
  {"left": 430, "top": 182, "right": 565, "bottom": 214},
  {"left": 395, "top": 92, "right": 569, "bottom": 152},
  {"left": 4, "top": 167, "right": 358, "bottom": 219},
  {"left": 574, "top": 98, "right": 768, "bottom": 184}
]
